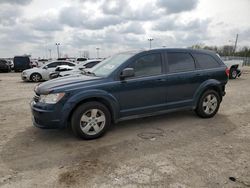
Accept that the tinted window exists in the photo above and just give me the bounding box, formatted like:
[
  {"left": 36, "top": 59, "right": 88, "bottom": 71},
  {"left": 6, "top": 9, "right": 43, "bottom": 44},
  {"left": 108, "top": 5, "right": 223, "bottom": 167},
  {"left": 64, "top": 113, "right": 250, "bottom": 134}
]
[
  {"left": 14, "top": 57, "right": 30, "bottom": 63},
  {"left": 167, "top": 52, "right": 195, "bottom": 73},
  {"left": 84, "top": 61, "right": 99, "bottom": 68},
  {"left": 132, "top": 53, "right": 162, "bottom": 77},
  {"left": 59, "top": 68, "right": 71, "bottom": 72},
  {"left": 77, "top": 58, "right": 87, "bottom": 61},
  {"left": 64, "top": 62, "right": 75, "bottom": 66},
  {"left": 47, "top": 62, "right": 60, "bottom": 68},
  {"left": 193, "top": 53, "right": 220, "bottom": 69}
]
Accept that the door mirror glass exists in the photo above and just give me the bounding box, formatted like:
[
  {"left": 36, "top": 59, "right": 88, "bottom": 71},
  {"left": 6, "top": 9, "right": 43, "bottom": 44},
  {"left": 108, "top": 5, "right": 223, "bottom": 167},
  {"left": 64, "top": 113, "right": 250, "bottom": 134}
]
[
  {"left": 43, "top": 66, "right": 48, "bottom": 69},
  {"left": 120, "top": 68, "right": 135, "bottom": 79}
]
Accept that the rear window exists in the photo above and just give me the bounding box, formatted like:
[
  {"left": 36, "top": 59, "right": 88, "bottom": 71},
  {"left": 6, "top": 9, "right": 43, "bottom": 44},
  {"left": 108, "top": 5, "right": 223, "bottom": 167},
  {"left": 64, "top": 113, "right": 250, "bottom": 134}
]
[
  {"left": 193, "top": 53, "right": 220, "bottom": 69},
  {"left": 62, "top": 62, "right": 75, "bottom": 66},
  {"left": 167, "top": 52, "right": 195, "bottom": 73},
  {"left": 14, "top": 56, "right": 30, "bottom": 64},
  {"left": 77, "top": 58, "right": 87, "bottom": 61}
]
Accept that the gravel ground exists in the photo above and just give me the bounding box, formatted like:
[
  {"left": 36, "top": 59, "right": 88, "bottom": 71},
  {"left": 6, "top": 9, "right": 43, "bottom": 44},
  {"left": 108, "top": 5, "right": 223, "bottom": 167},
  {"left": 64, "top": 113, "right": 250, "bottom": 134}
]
[{"left": 0, "top": 67, "right": 250, "bottom": 188}]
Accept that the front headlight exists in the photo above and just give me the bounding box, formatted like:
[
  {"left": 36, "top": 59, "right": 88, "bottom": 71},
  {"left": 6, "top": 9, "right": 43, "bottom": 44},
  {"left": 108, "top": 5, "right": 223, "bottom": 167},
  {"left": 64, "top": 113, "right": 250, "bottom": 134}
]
[
  {"left": 39, "top": 93, "right": 65, "bottom": 104},
  {"left": 22, "top": 72, "right": 27, "bottom": 75}
]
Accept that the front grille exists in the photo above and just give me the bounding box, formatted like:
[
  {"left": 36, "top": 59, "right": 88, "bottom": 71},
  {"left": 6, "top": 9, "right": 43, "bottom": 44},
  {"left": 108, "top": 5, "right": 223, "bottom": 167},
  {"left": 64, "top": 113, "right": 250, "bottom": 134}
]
[{"left": 33, "top": 93, "right": 40, "bottom": 102}]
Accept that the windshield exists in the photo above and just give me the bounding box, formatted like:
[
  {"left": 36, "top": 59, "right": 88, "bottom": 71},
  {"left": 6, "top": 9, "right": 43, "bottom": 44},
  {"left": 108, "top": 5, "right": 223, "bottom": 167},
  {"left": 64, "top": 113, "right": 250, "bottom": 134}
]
[{"left": 90, "top": 53, "right": 134, "bottom": 77}]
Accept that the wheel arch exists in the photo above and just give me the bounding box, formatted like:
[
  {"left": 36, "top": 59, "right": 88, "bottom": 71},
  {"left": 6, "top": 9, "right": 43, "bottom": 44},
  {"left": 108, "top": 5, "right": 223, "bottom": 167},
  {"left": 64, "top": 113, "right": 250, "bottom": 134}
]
[
  {"left": 30, "top": 72, "right": 42, "bottom": 80},
  {"left": 194, "top": 80, "right": 223, "bottom": 108},
  {"left": 62, "top": 90, "right": 120, "bottom": 127}
]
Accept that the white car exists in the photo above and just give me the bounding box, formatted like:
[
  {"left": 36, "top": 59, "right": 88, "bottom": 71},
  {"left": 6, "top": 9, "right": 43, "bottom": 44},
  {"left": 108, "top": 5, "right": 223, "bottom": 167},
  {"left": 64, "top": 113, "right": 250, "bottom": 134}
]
[
  {"left": 49, "top": 59, "right": 102, "bottom": 79},
  {"left": 21, "top": 61, "right": 76, "bottom": 82}
]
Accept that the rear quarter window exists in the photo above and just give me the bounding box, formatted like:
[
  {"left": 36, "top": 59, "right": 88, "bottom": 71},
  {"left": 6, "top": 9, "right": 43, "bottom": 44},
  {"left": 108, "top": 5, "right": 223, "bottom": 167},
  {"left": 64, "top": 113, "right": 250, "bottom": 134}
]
[{"left": 193, "top": 53, "right": 220, "bottom": 69}]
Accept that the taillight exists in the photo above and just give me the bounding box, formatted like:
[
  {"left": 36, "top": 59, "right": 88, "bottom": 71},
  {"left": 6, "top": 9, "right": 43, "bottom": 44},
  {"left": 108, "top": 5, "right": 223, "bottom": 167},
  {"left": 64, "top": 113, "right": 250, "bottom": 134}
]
[{"left": 225, "top": 68, "right": 230, "bottom": 77}]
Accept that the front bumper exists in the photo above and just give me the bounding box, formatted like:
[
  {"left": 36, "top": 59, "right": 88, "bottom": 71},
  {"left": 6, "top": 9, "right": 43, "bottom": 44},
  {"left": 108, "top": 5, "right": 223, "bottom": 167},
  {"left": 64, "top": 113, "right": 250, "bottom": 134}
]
[
  {"left": 21, "top": 74, "right": 29, "bottom": 81},
  {"left": 31, "top": 101, "right": 64, "bottom": 129}
]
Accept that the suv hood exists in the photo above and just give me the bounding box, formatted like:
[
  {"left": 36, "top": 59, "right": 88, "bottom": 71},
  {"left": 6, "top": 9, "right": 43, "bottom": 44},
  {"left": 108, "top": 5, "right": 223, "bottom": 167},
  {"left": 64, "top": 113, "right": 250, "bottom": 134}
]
[{"left": 35, "top": 74, "right": 102, "bottom": 94}]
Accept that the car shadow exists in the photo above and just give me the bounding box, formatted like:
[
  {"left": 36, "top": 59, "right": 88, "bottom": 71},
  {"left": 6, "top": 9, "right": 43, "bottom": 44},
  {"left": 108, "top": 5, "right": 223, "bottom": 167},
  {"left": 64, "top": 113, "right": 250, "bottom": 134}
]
[{"left": 0, "top": 110, "right": 236, "bottom": 173}]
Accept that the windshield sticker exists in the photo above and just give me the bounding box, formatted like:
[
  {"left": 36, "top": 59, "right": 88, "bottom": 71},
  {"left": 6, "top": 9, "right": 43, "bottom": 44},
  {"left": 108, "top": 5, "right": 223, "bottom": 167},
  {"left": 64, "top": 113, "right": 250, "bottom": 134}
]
[{"left": 103, "top": 65, "right": 115, "bottom": 69}]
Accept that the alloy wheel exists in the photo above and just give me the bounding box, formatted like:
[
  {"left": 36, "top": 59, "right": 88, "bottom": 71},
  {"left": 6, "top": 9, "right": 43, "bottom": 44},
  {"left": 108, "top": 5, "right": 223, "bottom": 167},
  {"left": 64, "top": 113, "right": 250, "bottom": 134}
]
[
  {"left": 202, "top": 94, "right": 218, "bottom": 115},
  {"left": 79, "top": 109, "right": 106, "bottom": 135}
]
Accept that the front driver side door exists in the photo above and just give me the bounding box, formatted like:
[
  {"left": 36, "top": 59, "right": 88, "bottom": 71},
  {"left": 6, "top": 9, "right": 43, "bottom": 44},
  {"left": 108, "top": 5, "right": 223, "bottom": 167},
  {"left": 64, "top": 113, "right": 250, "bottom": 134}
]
[{"left": 118, "top": 53, "right": 167, "bottom": 117}]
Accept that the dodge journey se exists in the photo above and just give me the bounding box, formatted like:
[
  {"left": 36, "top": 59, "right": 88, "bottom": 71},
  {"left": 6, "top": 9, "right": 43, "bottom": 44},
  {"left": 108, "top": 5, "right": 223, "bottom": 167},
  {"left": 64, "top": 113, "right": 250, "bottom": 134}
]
[{"left": 31, "top": 48, "right": 229, "bottom": 139}]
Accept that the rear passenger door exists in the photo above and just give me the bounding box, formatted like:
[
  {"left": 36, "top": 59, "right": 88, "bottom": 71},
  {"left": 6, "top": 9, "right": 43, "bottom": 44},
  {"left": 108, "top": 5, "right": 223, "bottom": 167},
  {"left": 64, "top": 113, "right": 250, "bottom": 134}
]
[{"left": 166, "top": 52, "right": 200, "bottom": 108}]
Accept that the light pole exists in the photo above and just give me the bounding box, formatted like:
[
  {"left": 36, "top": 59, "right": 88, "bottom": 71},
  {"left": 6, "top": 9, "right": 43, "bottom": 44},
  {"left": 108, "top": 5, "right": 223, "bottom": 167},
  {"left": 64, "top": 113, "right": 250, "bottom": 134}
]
[
  {"left": 148, "top": 38, "right": 154, "bottom": 49},
  {"left": 233, "top": 34, "right": 238, "bottom": 54},
  {"left": 96, "top": 47, "right": 100, "bottom": 59},
  {"left": 55, "top": 43, "right": 60, "bottom": 58},
  {"left": 48, "top": 49, "right": 52, "bottom": 59}
]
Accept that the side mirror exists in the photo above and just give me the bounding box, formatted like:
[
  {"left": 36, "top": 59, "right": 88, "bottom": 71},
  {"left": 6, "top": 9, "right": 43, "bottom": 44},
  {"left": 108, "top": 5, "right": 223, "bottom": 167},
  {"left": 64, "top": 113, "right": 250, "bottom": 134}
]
[
  {"left": 120, "top": 68, "right": 135, "bottom": 79},
  {"left": 43, "top": 66, "right": 48, "bottom": 70}
]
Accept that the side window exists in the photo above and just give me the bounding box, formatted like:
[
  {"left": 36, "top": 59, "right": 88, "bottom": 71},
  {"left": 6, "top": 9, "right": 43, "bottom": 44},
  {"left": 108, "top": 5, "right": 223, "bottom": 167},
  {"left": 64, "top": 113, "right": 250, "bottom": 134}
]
[
  {"left": 167, "top": 52, "right": 195, "bottom": 73},
  {"left": 193, "top": 53, "right": 220, "bottom": 69},
  {"left": 84, "top": 61, "right": 99, "bottom": 68},
  {"left": 64, "top": 62, "right": 75, "bottom": 66},
  {"left": 131, "top": 53, "right": 162, "bottom": 77},
  {"left": 47, "top": 62, "right": 59, "bottom": 68}
]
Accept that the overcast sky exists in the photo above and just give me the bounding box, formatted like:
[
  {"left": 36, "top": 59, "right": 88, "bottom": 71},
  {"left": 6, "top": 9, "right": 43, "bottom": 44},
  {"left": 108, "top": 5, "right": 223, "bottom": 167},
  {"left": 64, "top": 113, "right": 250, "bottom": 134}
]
[{"left": 0, "top": 0, "right": 249, "bottom": 58}]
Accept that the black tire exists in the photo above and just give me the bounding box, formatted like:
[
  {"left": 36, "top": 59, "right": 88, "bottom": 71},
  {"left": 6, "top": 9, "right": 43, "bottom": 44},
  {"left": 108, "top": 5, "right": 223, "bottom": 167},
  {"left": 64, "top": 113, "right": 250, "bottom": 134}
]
[
  {"left": 71, "top": 102, "right": 111, "bottom": 139},
  {"left": 30, "top": 73, "right": 42, "bottom": 82},
  {"left": 195, "top": 90, "right": 221, "bottom": 118},
  {"left": 229, "top": 68, "right": 237, "bottom": 79}
]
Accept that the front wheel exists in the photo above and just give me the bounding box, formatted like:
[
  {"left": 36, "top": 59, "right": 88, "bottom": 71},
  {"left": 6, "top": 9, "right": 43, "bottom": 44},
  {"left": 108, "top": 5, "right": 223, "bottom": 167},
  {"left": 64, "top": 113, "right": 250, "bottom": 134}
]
[
  {"left": 195, "top": 90, "right": 221, "bottom": 118},
  {"left": 30, "top": 73, "right": 42, "bottom": 82},
  {"left": 71, "top": 102, "right": 111, "bottom": 139}
]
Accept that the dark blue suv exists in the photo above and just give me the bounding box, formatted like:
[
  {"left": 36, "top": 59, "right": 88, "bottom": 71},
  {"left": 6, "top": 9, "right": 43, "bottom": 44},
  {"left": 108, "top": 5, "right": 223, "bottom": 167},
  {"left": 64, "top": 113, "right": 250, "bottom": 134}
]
[{"left": 31, "top": 48, "right": 229, "bottom": 139}]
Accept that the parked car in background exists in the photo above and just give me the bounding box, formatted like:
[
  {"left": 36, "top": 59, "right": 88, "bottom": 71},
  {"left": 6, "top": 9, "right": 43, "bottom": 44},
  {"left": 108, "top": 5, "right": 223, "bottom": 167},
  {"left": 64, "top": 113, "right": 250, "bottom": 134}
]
[
  {"left": 14, "top": 56, "right": 31, "bottom": 72},
  {"left": 0, "top": 59, "right": 11, "bottom": 72},
  {"left": 49, "top": 59, "right": 102, "bottom": 79},
  {"left": 49, "top": 65, "right": 74, "bottom": 79},
  {"left": 223, "top": 59, "right": 243, "bottom": 79},
  {"left": 22, "top": 61, "right": 76, "bottom": 82},
  {"left": 75, "top": 57, "right": 88, "bottom": 64},
  {"left": 7, "top": 60, "right": 14, "bottom": 70},
  {"left": 37, "top": 59, "right": 49, "bottom": 67},
  {"left": 31, "top": 48, "right": 229, "bottom": 139}
]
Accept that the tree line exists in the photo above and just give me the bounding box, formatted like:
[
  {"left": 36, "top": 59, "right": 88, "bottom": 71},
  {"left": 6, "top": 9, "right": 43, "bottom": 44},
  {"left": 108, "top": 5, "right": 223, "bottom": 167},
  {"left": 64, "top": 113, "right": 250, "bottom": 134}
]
[{"left": 190, "top": 44, "right": 250, "bottom": 57}]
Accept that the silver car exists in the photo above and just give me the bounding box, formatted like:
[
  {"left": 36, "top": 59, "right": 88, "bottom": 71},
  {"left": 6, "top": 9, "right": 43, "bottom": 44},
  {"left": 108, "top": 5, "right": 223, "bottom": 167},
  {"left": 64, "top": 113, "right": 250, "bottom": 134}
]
[{"left": 21, "top": 61, "right": 76, "bottom": 82}]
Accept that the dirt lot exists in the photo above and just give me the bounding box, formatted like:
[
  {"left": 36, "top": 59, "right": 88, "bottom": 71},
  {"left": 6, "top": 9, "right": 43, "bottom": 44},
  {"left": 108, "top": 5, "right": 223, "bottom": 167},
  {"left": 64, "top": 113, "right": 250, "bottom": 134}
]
[{"left": 0, "top": 68, "right": 250, "bottom": 188}]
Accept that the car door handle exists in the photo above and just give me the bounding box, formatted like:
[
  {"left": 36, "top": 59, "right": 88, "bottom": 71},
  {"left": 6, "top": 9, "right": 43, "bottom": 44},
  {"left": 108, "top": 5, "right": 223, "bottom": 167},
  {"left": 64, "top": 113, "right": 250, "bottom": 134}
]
[{"left": 156, "top": 78, "right": 166, "bottom": 82}]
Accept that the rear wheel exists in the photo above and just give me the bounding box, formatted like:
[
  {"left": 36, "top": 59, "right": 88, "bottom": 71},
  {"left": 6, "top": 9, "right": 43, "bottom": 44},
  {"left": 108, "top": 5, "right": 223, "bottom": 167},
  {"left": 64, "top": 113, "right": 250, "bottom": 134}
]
[
  {"left": 195, "top": 90, "right": 221, "bottom": 118},
  {"left": 30, "top": 73, "right": 42, "bottom": 82},
  {"left": 71, "top": 102, "right": 111, "bottom": 139},
  {"left": 229, "top": 68, "right": 237, "bottom": 79}
]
